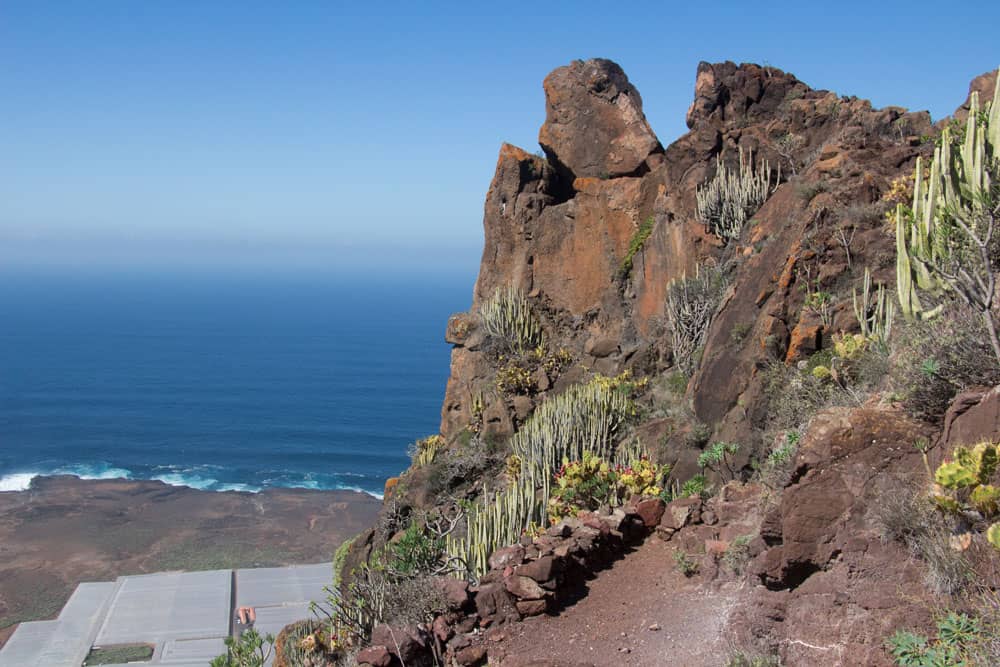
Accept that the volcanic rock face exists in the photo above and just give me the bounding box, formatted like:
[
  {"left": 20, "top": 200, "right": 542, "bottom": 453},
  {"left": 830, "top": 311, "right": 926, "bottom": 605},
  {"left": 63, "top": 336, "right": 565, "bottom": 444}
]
[
  {"left": 360, "top": 60, "right": 1000, "bottom": 667},
  {"left": 441, "top": 57, "right": 933, "bottom": 452}
]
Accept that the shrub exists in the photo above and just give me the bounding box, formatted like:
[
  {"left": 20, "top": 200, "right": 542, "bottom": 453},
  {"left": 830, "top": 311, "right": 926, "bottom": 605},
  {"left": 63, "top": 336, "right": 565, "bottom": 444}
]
[
  {"left": 495, "top": 362, "right": 535, "bottom": 395},
  {"left": 673, "top": 550, "right": 700, "bottom": 576},
  {"left": 725, "top": 651, "right": 782, "bottom": 667},
  {"left": 680, "top": 474, "right": 708, "bottom": 499},
  {"left": 479, "top": 285, "right": 543, "bottom": 354},
  {"left": 871, "top": 484, "right": 972, "bottom": 595},
  {"left": 210, "top": 629, "right": 275, "bottom": 667},
  {"left": 620, "top": 216, "right": 656, "bottom": 278},
  {"left": 382, "top": 575, "right": 449, "bottom": 626},
  {"left": 890, "top": 305, "right": 1000, "bottom": 419},
  {"left": 723, "top": 535, "right": 754, "bottom": 574},
  {"left": 697, "top": 147, "right": 777, "bottom": 240},
  {"left": 666, "top": 262, "right": 729, "bottom": 375},
  {"left": 686, "top": 421, "right": 712, "bottom": 448},
  {"left": 409, "top": 434, "right": 444, "bottom": 467},
  {"left": 931, "top": 441, "right": 1000, "bottom": 551},
  {"left": 547, "top": 453, "right": 669, "bottom": 523},
  {"left": 887, "top": 613, "right": 982, "bottom": 667},
  {"left": 698, "top": 441, "right": 741, "bottom": 481}
]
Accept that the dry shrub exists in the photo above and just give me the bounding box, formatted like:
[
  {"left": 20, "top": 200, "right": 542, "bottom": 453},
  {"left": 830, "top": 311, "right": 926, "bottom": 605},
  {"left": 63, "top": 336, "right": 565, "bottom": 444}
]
[
  {"left": 871, "top": 483, "right": 972, "bottom": 596},
  {"left": 890, "top": 304, "right": 1000, "bottom": 420},
  {"left": 382, "top": 575, "right": 449, "bottom": 626}
]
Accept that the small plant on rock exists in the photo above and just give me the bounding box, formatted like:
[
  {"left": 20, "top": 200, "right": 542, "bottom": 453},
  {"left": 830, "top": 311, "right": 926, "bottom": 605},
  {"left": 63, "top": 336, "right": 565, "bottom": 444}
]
[
  {"left": 698, "top": 441, "right": 741, "bottom": 482},
  {"left": 888, "top": 613, "right": 982, "bottom": 667},
  {"left": 673, "top": 549, "right": 700, "bottom": 577}
]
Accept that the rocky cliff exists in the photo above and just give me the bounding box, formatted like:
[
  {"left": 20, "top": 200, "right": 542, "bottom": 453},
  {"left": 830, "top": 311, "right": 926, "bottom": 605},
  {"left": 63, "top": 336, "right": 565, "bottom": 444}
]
[{"left": 321, "top": 59, "right": 1000, "bottom": 667}]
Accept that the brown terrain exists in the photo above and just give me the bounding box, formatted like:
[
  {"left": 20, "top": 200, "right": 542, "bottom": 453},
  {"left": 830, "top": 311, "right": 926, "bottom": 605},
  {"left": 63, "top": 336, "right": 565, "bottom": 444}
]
[
  {"left": 0, "top": 475, "right": 380, "bottom": 648},
  {"left": 329, "top": 58, "right": 1000, "bottom": 667}
]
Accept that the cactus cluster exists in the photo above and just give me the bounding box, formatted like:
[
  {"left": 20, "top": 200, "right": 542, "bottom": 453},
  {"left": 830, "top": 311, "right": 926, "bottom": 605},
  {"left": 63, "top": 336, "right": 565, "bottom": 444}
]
[
  {"left": 932, "top": 441, "right": 1000, "bottom": 550},
  {"left": 852, "top": 267, "right": 894, "bottom": 349},
  {"left": 895, "top": 68, "right": 1000, "bottom": 360},
  {"left": 696, "top": 147, "right": 777, "bottom": 241},
  {"left": 445, "top": 481, "right": 537, "bottom": 580},
  {"left": 445, "top": 376, "right": 641, "bottom": 579},
  {"left": 410, "top": 434, "right": 443, "bottom": 467},
  {"left": 665, "top": 262, "right": 728, "bottom": 375},
  {"left": 479, "top": 285, "right": 543, "bottom": 354}
]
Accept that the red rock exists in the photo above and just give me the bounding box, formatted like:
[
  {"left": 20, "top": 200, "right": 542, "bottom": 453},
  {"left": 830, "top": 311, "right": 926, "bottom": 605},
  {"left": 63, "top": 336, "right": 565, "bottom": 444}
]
[
  {"left": 785, "top": 322, "right": 822, "bottom": 363},
  {"left": 488, "top": 544, "right": 525, "bottom": 570},
  {"left": 356, "top": 645, "right": 393, "bottom": 667},
  {"left": 516, "top": 598, "right": 549, "bottom": 616},
  {"left": 474, "top": 583, "right": 521, "bottom": 626},
  {"left": 514, "top": 555, "right": 559, "bottom": 583},
  {"left": 504, "top": 575, "right": 547, "bottom": 600},
  {"left": 454, "top": 644, "right": 488, "bottom": 666},
  {"left": 369, "top": 624, "right": 431, "bottom": 666},
  {"left": 432, "top": 614, "right": 453, "bottom": 642},
  {"left": 539, "top": 59, "right": 661, "bottom": 179},
  {"left": 705, "top": 540, "right": 729, "bottom": 557},
  {"left": 433, "top": 576, "right": 470, "bottom": 611},
  {"left": 634, "top": 498, "right": 666, "bottom": 528},
  {"left": 660, "top": 497, "right": 702, "bottom": 531}
]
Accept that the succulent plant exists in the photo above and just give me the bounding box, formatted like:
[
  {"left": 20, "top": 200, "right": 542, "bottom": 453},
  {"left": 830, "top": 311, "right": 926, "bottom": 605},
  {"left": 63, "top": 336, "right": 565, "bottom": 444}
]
[{"left": 479, "top": 285, "right": 543, "bottom": 354}]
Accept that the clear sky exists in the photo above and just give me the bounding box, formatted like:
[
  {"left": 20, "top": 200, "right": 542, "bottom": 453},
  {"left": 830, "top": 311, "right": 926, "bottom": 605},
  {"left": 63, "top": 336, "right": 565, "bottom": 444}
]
[{"left": 2, "top": 1, "right": 998, "bottom": 276}]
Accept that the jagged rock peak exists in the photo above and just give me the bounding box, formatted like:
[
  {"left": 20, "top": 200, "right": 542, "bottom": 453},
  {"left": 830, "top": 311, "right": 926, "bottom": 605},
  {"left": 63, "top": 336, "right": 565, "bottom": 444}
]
[
  {"left": 951, "top": 67, "right": 998, "bottom": 122},
  {"left": 538, "top": 58, "right": 663, "bottom": 180},
  {"left": 685, "top": 60, "right": 810, "bottom": 129}
]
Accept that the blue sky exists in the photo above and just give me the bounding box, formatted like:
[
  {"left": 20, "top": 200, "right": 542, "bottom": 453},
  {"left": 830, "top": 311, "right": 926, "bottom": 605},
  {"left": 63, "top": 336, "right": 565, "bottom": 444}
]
[{"left": 2, "top": 1, "right": 998, "bottom": 275}]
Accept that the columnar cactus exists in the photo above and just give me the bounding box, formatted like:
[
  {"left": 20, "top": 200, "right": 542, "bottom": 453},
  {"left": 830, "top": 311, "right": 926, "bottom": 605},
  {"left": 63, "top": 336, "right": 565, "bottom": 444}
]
[
  {"left": 852, "top": 267, "right": 894, "bottom": 348},
  {"left": 696, "top": 147, "right": 778, "bottom": 241},
  {"left": 445, "top": 375, "right": 643, "bottom": 579},
  {"left": 479, "top": 285, "right": 543, "bottom": 354},
  {"left": 896, "top": 68, "right": 1000, "bottom": 361}
]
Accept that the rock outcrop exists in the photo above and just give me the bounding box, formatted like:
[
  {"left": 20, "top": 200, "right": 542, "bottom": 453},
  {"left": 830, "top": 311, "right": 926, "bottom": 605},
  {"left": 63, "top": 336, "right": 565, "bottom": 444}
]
[{"left": 342, "top": 60, "right": 1000, "bottom": 667}]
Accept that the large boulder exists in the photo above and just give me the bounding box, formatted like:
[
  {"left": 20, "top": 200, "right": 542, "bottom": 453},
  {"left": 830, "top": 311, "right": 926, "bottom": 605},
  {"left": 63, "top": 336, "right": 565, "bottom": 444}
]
[{"left": 538, "top": 59, "right": 661, "bottom": 180}]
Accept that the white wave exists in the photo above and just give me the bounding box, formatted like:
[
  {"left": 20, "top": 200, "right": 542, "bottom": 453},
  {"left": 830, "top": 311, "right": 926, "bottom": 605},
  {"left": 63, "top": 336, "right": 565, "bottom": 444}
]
[
  {"left": 152, "top": 473, "right": 219, "bottom": 490},
  {"left": 54, "top": 464, "right": 132, "bottom": 481},
  {"left": 338, "top": 485, "right": 383, "bottom": 500},
  {"left": 0, "top": 473, "right": 39, "bottom": 492},
  {"left": 215, "top": 483, "right": 262, "bottom": 493}
]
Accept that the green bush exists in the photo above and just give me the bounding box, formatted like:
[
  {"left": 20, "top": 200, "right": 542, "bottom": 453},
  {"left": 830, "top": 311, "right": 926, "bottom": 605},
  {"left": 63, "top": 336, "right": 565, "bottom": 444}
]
[
  {"left": 888, "top": 613, "right": 982, "bottom": 667},
  {"left": 210, "top": 629, "right": 274, "bottom": 667},
  {"left": 698, "top": 441, "right": 741, "bottom": 481},
  {"left": 620, "top": 216, "right": 656, "bottom": 277},
  {"left": 673, "top": 550, "right": 700, "bottom": 576}
]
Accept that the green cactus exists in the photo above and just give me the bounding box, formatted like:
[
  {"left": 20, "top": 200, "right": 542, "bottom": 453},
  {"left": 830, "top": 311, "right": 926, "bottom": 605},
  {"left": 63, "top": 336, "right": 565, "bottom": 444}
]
[
  {"left": 479, "top": 285, "right": 543, "bottom": 354},
  {"left": 853, "top": 267, "right": 894, "bottom": 348},
  {"left": 935, "top": 442, "right": 998, "bottom": 489},
  {"left": 445, "top": 374, "right": 644, "bottom": 580},
  {"left": 895, "top": 68, "right": 1000, "bottom": 361},
  {"left": 696, "top": 147, "right": 778, "bottom": 241},
  {"left": 932, "top": 441, "right": 1000, "bottom": 551},
  {"left": 970, "top": 484, "right": 1000, "bottom": 516},
  {"left": 987, "top": 523, "right": 1000, "bottom": 549}
]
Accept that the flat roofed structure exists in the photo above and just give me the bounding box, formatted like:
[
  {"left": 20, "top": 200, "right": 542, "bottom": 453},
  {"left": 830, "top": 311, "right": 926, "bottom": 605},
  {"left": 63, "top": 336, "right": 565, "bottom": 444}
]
[{"left": 94, "top": 569, "right": 231, "bottom": 645}]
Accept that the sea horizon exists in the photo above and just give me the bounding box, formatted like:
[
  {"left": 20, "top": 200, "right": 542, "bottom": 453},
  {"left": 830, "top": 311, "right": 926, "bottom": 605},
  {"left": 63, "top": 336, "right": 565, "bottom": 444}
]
[{"left": 0, "top": 267, "right": 475, "bottom": 498}]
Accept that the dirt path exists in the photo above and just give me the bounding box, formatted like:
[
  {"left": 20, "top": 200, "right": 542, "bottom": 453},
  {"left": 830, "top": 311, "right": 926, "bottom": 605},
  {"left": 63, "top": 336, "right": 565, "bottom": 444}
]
[{"left": 487, "top": 538, "right": 739, "bottom": 666}]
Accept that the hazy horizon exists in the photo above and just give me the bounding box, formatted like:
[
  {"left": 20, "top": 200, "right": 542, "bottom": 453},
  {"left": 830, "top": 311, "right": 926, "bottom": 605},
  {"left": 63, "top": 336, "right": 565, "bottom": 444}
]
[{"left": 3, "top": 1, "right": 999, "bottom": 272}]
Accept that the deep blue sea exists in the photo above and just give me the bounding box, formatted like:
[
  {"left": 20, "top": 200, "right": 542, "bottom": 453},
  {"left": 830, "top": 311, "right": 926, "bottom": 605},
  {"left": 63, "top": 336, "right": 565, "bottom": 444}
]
[{"left": 0, "top": 270, "right": 471, "bottom": 497}]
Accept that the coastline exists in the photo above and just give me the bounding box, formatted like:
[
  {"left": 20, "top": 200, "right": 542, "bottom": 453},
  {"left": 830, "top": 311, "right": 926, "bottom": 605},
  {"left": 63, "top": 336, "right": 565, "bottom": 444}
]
[{"left": 0, "top": 475, "right": 382, "bottom": 648}]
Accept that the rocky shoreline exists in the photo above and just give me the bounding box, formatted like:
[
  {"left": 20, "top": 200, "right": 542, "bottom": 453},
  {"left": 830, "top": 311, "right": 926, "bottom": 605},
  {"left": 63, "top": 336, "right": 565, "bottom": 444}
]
[{"left": 0, "top": 475, "right": 380, "bottom": 648}]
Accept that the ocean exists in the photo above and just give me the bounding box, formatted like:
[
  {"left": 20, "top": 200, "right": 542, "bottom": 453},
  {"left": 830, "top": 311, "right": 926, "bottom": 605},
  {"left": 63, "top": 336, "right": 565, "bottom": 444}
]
[{"left": 0, "top": 269, "right": 472, "bottom": 497}]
